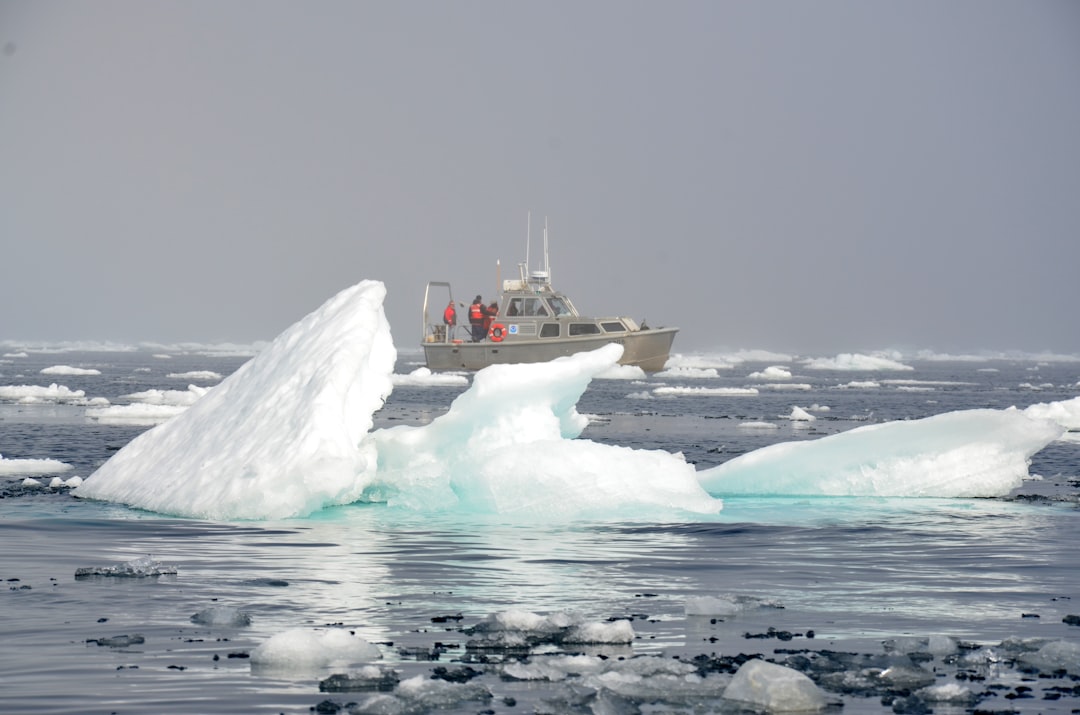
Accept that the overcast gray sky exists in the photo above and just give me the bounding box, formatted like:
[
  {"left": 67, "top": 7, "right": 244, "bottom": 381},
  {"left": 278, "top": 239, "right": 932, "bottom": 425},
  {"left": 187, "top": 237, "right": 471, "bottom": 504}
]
[{"left": 2, "top": 1, "right": 1078, "bottom": 354}]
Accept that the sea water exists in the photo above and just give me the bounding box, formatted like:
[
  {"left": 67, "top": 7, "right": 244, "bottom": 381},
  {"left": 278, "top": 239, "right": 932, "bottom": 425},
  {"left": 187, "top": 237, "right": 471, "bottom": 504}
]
[{"left": 1, "top": 348, "right": 1079, "bottom": 714}]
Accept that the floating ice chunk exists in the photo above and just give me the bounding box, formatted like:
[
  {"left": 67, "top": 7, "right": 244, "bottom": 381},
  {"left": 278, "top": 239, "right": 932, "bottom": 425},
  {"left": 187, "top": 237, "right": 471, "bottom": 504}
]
[
  {"left": 250, "top": 628, "right": 381, "bottom": 670},
  {"left": 390, "top": 367, "right": 469, "bottom": 386},
  {"left": 21, "top": 477, "right": 42, "bottom": 488},
  {"left": 372, "top": 345, "right": 722, "bottom": 517},
  {"left": 1019, "top": 639, "right": 1080, "bottom": 673},
  {"left": 656, "top": 366, "right": 721, "bottom": 379},
  {"left": 75, "top": 281, "right": 395, "bottom": 520},
  {"left": 41, "top": 365, "right": 101, "bottom": 376},
  {"left": 804, "top": 353, "right": 913, "bottom": 371},
  {"left": 724, "top": 659, "right": 827, "bottom": 711},
  {"left": 465, "top": 609, "right": 634, "bottom": 648},
  {"left": 121, "top": 385, "right": 209, "bottom": 406},
  {"left": 190, "top": 606, "right": 252, "bottom": 627},
  {"left": 318, "top": 665, "right": 400, "bottom": 692},
  {"left": 808, "top": 404, "right": 830, "bottom": 412},
  {"left": 596, "top": 363, "right": 646, "bottom": 379},
  {"left": 685, "top": 595, "right": 740, "bottom": 616},
  {"left": 1020, "top": 395, "right": 1080, "bottom": 431},
  {"left": 0, "top": 453, "right": 73, "bottom": 475},
  {"left": 915, "top": 682, "right": 979, "bottom": 704},
  {"left": 346, "top": 675, "right": 491, "bottom": 714},
  {"left": 166, "top": 370, "right": 222, "bottom": 381},
  {"left": 582, "top": 667, "right": 729, "bottom": 702},
  {"left": 788, "top": 406, "right": 816, "bottom": 421},
  {"left": 840, "top": 380, "right": 880, "bottom": 389},
  {"left": 0, "top": 383, "right": 85, "bottom": 402},
  {"left": 64, "top": 475, "right": 83, "bottom": 487},
  {"left": 87, "top": 403, "right": 189, "bottom": 425},
  {"left": 749, "top": 366, "right": 792, "bottom": 380},
  {"left": 699, "top": 406, "right": 1064, "bottom": 497},
  {"left": 502, "top": 654, "right": 607, "bottom": 681},
  {"left": 654, "top": 386, "right": 759, "bottom": 396},
  {"left": 739, "top": 421, "right": 779, "bottom": 430},
  {"left": 685, "top": 594, "right": 784, "bottom": 617},
  {"left": 75, "top": 555, "right": 178, "bottom": 578},
  {"left": 757, "top": 383, "right": 813, "bottom": 391}
]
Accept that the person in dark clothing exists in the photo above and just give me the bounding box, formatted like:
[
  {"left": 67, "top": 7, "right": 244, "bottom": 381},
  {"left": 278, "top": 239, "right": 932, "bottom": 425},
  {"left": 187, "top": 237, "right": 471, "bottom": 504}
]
[{"left": 468, "top": 295, "right": 485, "bottom": 342}]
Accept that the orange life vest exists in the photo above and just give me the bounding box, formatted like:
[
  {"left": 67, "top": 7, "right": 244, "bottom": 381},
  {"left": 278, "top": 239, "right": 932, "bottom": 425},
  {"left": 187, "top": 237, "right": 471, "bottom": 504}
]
[{"left": 469, "top": 303, "right": 483, "bottom": 321}]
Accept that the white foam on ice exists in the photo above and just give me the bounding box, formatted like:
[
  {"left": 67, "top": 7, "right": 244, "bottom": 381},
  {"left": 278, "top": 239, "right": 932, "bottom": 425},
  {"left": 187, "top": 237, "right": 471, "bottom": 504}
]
[
  {"left": 698, "top": 407, "right": 1064, "bottom": 497},
  {"left": 1020, "top": 395, "right": 1080, "bottom": 432}
]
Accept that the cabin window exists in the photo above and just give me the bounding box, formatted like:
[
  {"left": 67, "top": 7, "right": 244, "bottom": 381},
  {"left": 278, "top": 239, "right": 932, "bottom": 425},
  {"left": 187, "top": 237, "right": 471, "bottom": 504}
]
[
  {"left": 548, "top": 297, "right": 572, "bottom": 316},
  {"left": 601, "top": 321, "right": 626, "bottom": 333},
  {"left": 568, "top": 323, "right": 602, "bottom": 336},
  {"left": 505, "top": 298, "right": 522, "bottom": 316},
  {"left": 522, "top": 297, "right": 548, "bottom": 316},
  {"left": 539, "top": 323, "right": 560, "bottom": 338}
]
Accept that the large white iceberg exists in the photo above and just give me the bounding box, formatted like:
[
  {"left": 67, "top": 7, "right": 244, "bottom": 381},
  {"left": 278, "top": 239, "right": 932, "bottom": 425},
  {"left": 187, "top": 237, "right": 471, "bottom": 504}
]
[
  {"left": 74, "top": 279, "right": 1073, "bottom": 521},
  {"left": 75, "top": 280, "right": 396, "bottom": 519},
  {"left": 75, "top": 280, "right": 719, "bottom": 520}
]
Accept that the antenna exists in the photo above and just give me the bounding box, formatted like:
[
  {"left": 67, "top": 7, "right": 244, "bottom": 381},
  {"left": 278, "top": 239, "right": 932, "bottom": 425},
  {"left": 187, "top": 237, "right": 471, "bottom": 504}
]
[
  {"left": 525, "top": 210, "right": 531, "bottom": 275},
  {"left": 543, "top": 216, "right": 551, "bottom": 284}
]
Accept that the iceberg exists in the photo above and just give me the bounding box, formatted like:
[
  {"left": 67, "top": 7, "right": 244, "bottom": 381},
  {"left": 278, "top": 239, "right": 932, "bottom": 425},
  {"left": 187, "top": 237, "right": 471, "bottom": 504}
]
[
  {"left": 75, "top": 280, "right": 396, "bottom": 520},
  {"left": 76, "top": 280, "right": 718, "bottom": 520},
  {"left": 698, "top": 407, "right": 1064, "bottom": 497},
  {"left": 74, "top": 279, "right": 1073, "bottom": 520}
]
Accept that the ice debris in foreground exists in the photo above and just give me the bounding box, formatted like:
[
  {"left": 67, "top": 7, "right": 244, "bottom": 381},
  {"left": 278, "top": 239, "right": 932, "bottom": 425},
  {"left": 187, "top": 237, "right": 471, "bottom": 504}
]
[
  {"left": 250, "top": 628, "right": 382, "bottom": 672},
  {"left": 724, "top": 659, "right": 829, "bottom": 712},
  {"left": 74, "top": 555, "right": 177, "bottom": 578}
]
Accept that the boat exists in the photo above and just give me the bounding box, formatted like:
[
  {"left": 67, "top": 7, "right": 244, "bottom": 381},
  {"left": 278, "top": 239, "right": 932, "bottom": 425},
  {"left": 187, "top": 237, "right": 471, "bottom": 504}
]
[{"left": 420, "top": 218, "right": 678, "bottom": 371}]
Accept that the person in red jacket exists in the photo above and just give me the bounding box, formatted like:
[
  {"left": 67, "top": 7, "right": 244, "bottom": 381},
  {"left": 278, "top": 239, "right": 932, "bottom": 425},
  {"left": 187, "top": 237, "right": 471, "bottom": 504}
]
[
  {"left": 468, "top": 295, "right": 485, "bottom": 342},
  {"left": 482, "top": 301, "right": 499, "bottom": 335},
  {"left": 442, "top": 300, "right": 457, "bottom": 342}
]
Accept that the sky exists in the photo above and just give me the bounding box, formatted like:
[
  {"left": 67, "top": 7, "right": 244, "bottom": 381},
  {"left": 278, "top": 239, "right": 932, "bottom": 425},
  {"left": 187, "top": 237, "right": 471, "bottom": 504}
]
[{"left": 2, "top": 1, "right": 1079, "bottom": 354}]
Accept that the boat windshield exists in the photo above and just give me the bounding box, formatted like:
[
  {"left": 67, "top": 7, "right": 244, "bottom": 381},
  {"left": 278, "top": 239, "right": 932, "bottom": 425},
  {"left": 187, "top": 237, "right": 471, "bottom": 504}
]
[
  {"left": 506, "top": 297, "right": 549, "bottom": 317},
  {"left": 548, "top": 296, "right": 573, "bottom": 316}
]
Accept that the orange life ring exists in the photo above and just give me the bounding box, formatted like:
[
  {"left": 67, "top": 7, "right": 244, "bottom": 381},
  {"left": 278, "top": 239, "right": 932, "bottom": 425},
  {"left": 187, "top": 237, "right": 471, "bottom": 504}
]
[{"left": 488, "top": 323, "right": 506, "bottom": 342}]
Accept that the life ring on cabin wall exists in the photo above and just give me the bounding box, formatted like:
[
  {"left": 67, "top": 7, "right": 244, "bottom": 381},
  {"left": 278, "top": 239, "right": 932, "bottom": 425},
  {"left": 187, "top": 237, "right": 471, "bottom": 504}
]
[{"left": 488, "top": 323, "right": 506, "bottom": 342}]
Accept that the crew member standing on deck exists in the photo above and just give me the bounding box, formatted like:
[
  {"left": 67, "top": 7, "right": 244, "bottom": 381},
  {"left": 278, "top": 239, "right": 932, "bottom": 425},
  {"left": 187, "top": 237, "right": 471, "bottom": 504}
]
[
  {"left": 442, "top": 300, "right": 457, "bottom": 342},
  {"left": 468, "top": 295, "right": 485, "bottom": 342},
  {"left": 482, "top": 301, "right": 499, "bottom": 335}
]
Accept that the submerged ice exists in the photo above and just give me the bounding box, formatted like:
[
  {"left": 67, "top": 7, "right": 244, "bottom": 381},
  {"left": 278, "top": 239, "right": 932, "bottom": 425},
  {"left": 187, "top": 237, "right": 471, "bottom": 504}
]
[{"left": 74, "top": 280, "right": 1077, "bottom": 520}]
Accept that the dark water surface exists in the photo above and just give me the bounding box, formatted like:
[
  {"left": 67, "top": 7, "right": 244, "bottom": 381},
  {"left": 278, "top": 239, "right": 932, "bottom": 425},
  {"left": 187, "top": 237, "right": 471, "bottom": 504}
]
[{"left": 1, "top": 350, "right": 1078, "bottom": 714}]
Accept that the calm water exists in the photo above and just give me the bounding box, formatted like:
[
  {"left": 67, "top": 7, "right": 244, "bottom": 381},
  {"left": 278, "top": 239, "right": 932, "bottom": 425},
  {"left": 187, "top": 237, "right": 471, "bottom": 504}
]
[{"left": 1, "top": 349, "right": 1078, "bottom": 714}]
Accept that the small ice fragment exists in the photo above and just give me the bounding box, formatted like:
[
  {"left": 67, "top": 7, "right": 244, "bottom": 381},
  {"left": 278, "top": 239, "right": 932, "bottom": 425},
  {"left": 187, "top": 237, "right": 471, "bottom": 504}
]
[
  {"left": 190, "top": 606, "right": 252, "bottom": 627},
  {"left": 75, "top": 555, "right": 178, "bottom": 578},
  {"left": 250, "top": 628, "right": 382, "bottom": 670},
  {"left": 724, "top": 659, "right": 827, "bottom": 711}
]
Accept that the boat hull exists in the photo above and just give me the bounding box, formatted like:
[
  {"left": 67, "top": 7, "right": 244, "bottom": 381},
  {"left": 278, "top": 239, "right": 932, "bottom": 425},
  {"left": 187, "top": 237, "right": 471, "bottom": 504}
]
[{"left": 423, "top": 328, "right": 677, "bottom": 372}]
